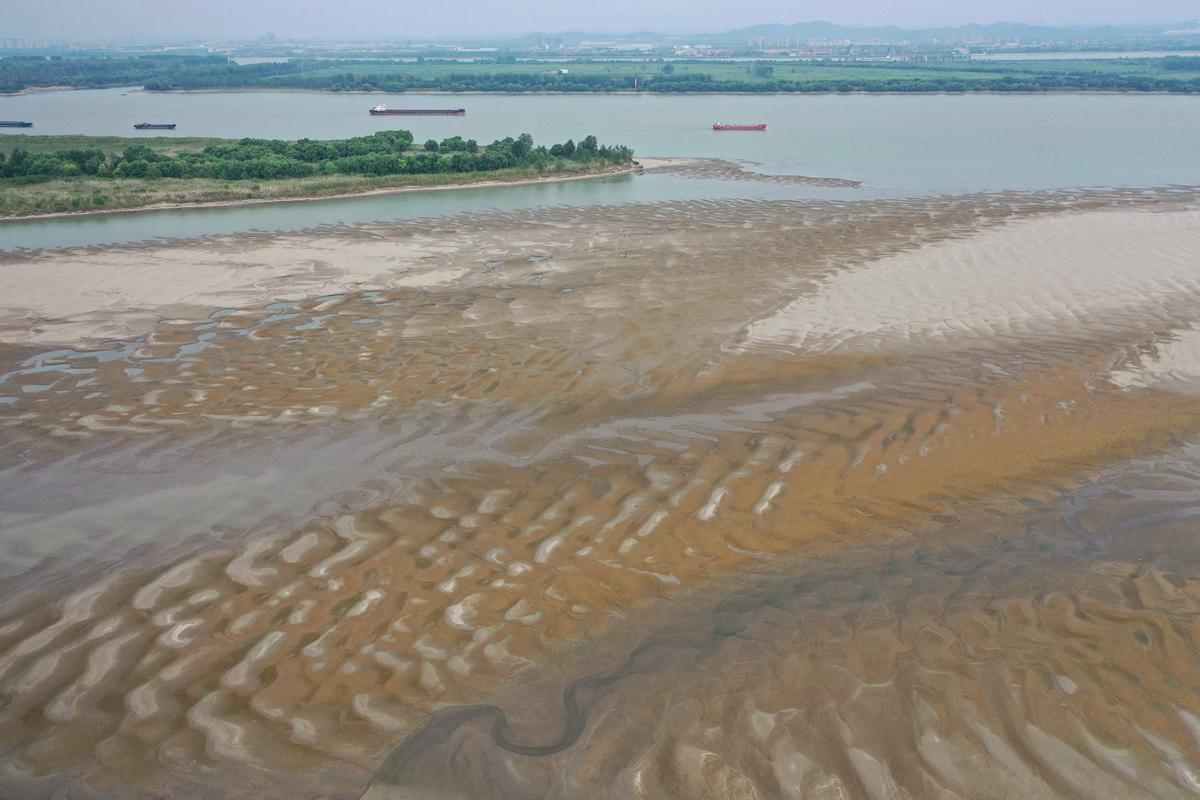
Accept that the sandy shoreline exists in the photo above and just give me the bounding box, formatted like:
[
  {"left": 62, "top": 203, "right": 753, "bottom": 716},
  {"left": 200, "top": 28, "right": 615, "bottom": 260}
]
[
  {"left": 0, "top": 187, "right": 1193, "bottom": 349},
  {"left": 0, "top": 163, "right": 641, "bottom": 223},
  {"left": 0, "top": 84, "right": 80, "bottom": 97}
]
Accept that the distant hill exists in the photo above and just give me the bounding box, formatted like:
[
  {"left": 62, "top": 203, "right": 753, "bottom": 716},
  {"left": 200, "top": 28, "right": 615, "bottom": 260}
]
[
  {"left": 688, "top": 20, "right": 1200, "bottom": 45},
  {"left": 497, "top": 20, "right": 1200, "bottom": 48}
]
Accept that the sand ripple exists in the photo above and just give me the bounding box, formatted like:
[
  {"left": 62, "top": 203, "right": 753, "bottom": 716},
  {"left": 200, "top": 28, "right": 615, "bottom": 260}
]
[
  {"left": 366, "top": 447, "right": 1200, "bottom": 800},
  {"left": 746, "top": 207, "right": 1200, "bottom": 353},
  {"left": 2, "top": 189, "right": 1200, "bottom": 798}
]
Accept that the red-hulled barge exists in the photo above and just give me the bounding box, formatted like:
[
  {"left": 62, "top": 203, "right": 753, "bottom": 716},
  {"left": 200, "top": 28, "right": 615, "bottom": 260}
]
[{"left": 713, "top": 123, "right": 766, "bottom": 131}]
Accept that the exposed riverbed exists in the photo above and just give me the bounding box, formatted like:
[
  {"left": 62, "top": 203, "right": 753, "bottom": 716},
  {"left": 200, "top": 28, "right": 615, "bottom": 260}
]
[{"left": 3, "top": 90, "right": 1200, "bottom": 800}]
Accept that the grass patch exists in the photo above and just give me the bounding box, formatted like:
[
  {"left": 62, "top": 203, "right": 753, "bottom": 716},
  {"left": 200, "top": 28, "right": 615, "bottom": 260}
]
[
  {"left": 0, "top": 161, "right": 625, "bottom": 218},
  {"left": 0, "top": 134, "right": 224, "bottom": 157}
]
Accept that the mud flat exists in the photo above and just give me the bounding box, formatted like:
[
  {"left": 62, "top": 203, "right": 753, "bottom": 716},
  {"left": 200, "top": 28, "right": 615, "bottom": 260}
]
[
  {"left": 3, "top": 188, "right": 1200, "bottom": 798},
  {"left": 366, "top": 446, "right": 1200, "bottom": 800},
  {"left": 746, "top": 205, "right": 1200, "bottom": 351},
  {"left": 640, "top": 156, "right": 862, "bottom": 187}
]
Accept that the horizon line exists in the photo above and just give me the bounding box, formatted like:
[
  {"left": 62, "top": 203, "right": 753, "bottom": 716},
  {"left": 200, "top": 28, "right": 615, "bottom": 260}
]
[{"left": 4, "top": 17, "right": 1200, "bottom": 48}]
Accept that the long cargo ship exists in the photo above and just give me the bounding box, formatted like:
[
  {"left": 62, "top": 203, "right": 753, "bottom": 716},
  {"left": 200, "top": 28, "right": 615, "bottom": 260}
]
[
  {"left": 369, "top": 105, "right": 465, "bottom": 116},
  {"left": 0, "top": 121, "right": 34, "bottom": 128},
  {"left": 134, "top": 122, "right": 177, "bottom": 130},
  {"left": 713, "top": 123, "right": 767, "bottom": 131}
]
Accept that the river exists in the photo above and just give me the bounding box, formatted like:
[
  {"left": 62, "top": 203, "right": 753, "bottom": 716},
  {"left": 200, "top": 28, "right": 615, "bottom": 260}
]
[{"left": 2, "top": 89, "right": 1200, "bottom": 250}]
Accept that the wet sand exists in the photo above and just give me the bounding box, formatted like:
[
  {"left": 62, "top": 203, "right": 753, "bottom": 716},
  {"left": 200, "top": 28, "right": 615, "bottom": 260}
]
[
  {"left": 3, "top": 188, "right": 1200, "bottom": 798},
  {"left": 640, "top": 156, "right": 862, "bottom": 187},
  {"left": 366, "top": 447, "right": 1200, "bottom": 799}
]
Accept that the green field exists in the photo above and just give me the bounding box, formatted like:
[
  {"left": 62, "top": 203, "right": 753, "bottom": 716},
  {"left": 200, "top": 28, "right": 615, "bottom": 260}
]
[
  {"left": 5, "top": 54, "right": 1200, "bottom": 94},
  {"left": 254, "top": 57, "right": 1200, "bottom": 93},
  {"left": 290, "top": 57, "right": 1200, "bottom": 84},
  {"left": 0, "top": 135, "right": 221, "bottom": 157}
]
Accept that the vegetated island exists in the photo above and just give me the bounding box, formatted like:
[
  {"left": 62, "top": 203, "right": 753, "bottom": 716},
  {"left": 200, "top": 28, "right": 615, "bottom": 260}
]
[
  {"left": 3, "top": 54, "right": 1200, "bottom": 94},
  {"left": 0, "top": 130, "right": 635, "bottom": 218}
]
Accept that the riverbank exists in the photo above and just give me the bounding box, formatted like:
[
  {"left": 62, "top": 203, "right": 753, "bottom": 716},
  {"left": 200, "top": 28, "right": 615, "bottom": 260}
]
[
  {"left": 130, "top": 85, "right": 1200, "bottom": 96},
  {"left": 19, "top": 85, "right": 1197, "bottom": 98},
  {"left": 0, "top": 84, "right": 78, "bottom": 97},
  {"left": 0, "top": 162, "right": 638, "bottom": 220}
]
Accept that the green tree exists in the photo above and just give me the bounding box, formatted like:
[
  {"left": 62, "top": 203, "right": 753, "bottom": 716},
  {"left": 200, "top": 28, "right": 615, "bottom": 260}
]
[
  {"left": 122, "top": 144, "right": 161, "bottom": 163},
  {"left": 424, "top": 139, "right": 439, "bottom": 153},
  {"left": 1, "top": 130, "right": 634, "bottom": 188}
]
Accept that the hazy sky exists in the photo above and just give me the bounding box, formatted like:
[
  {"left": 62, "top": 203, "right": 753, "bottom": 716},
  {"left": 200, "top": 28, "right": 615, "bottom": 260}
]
[{"left": 2, "top": 0, "right": 1198, "bottom": 42}]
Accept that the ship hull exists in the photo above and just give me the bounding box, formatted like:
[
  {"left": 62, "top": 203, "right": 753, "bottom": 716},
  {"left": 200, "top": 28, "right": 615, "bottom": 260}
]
[
  {"left": 369, "top": 109, "right": 466, "bottom": 116},
  {"left": 134, "top": 124, "right": 177, "bottom": 130},
  {"left": 0, "top": 121, "right": 34, "bottom": 128},
  {"left": 713, "top": 124, "right": 767, "bottom": 131}
]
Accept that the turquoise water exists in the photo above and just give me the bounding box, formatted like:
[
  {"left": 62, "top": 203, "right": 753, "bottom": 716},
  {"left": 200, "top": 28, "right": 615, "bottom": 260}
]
[
  {"left": 0, "top": 174, "right": 835, "bottom": 252},
  {"left": 2, "top": 90, "right": 1199, "bottom": 250}
]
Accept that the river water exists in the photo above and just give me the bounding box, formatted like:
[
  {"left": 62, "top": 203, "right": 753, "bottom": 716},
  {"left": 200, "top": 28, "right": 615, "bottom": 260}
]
[{"left": 2, "top": 90, "right": 1200, "bottom": 249}]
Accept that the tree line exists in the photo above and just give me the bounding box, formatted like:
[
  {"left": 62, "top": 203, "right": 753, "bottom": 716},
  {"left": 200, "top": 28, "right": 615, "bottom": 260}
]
[
  {"left": 0, "top": 130, "right": 633, "bottom": 182},
  {"left": 0, "top": 55, "right": 302, "bottom": 93},
  {"left": 140, "top": 64, "right": 1200, "bottom": 94},
  {"left": 4, "top": 54, "right": 1198, "bottom": 95},
  {"left": 1162, "top": 56, "right": 1200, "bottom": 71}
]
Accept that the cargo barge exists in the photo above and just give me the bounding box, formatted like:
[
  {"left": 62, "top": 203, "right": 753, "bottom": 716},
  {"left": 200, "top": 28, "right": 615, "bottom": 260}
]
[
  {"left": 134, "top": 123, "right": 177, "bottom": 130},
  {"left": 713, "top": 123, "right": 767, "bottom": 131},
  {"left": 0, "top": 121, "right": 34, "bottom": 128},
  {"left": 370, "top": 105, "right": 465, "bottom": 116}
]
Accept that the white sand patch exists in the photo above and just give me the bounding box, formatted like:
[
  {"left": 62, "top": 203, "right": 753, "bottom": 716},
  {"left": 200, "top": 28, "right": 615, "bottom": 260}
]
[
  {"left": 635, "top": 157, "right": 701, "bottom": 170},
  {"left": 1109, "top": 327, "right": 1200, "bottom": 393},
  {"left": 390, "top": 266, "right": 469, "bottom": 287},
  {"left": 0, "top": 233, "right": 466, "bottom": 346},
  {"left": 745, "top": 208, "right": 1200, "bottom": 353}
]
